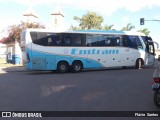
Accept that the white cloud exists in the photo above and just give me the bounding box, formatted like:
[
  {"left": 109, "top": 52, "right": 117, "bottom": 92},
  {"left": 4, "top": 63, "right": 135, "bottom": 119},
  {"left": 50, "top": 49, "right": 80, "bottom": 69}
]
[
  {"left": 0, "top": 0, "right": 57, "bottom": 6},
  {"left": 153, "top": 15, "right": 160, "bottom": 20},
  {"left": 1, "top": 0, "right": 160, "bottom": 16},
  {"left": 1, "top": 0, "right": 160, "bottom": 28},
  {"left": 121, "top": 17, "right": 130, "bottom": 22}
]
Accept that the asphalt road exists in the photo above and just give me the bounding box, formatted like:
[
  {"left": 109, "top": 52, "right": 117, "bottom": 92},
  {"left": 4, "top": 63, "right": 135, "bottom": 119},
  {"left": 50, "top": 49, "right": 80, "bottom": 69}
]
[{"left": 0, "top": 67, "right": 160, "bottom": 119}]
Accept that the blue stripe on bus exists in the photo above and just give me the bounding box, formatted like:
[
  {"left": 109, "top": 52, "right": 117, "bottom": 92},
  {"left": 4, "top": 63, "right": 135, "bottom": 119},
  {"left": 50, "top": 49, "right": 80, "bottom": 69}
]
[
  {"left": 74, "top": 30, "right": 125, "bottom": 34},
  {"left": 26, "top": 49, "right": 104, "bottom": 70}
]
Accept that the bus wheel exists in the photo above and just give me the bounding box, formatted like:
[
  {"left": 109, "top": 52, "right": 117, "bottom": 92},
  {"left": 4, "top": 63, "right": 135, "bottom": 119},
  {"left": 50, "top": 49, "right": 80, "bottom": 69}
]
[
  {"left": 71, "top": 61, "right": 82, "bottom": 73},
  {"left": 57, "top": 62, "right": 69, "bottom": 73},
  {"left": 154, "top": 91, "right": 160, "bottom": 107},
  {"left": 135, "top": 58, "right": 142, "bottom": 69}
]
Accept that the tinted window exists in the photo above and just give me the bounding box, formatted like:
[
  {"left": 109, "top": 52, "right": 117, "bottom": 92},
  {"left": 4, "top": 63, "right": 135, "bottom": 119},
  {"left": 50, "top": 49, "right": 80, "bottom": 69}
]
[
  {"left": 123, "top": 35, "right": 136, "bottom": 48},
  {"left": 86, "top": 34, "right": 99, "bottom": 46},
  {"left": 103, "top": 35, "right": 122, "bottom": 46},
  {"left": 122, "top": 35, "right": 143, "bottom": 49},
  {"left": 30, "top": 32, "right": 86, "bottom": 46},
  {"left": 30, "top": 32, "right": 143, "bottom": 49},
  {"left": 69, "top": 34, "right": 85, "bottom": 46},
  {"left": 86, "top": 34, "right": 122, "bottom": 47},
  {"left": 30, "top": 32, "right": 58, "bottom": 46},
  {"left": 134, "top": 36, "right": 143, "bottom": 49},
  {"left": 141, "top": 36, "right": 146, "bottom": 44},
  {"left": 60, "top": 34, "right": 72, "bottom": 46}
]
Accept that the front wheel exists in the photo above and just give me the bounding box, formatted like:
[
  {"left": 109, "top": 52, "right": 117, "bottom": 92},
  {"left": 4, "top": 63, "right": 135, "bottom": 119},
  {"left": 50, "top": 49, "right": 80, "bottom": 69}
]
[
  {"left": 135, "top": 58, "right": 142, "bottom": 69},
  {"left": 153, "top": 91, "right": 160, "bottom": 107}
]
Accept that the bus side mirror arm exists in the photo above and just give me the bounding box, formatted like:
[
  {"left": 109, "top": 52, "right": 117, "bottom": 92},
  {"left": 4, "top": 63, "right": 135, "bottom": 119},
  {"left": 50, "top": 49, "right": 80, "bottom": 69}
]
[
  {"left": 153, "top": 41, "right": 159, "bottom": 49},
  {"left": 148, "top": 40, "right": 159, "bottom": 49}
]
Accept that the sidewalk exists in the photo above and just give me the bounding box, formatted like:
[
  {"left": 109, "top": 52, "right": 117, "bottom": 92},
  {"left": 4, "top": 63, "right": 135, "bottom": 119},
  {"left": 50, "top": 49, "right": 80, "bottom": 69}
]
[
  {"left": 0, "top": 59, "right": 27, "bottom": 73},
  {"left": 0, "top": 65, "right": 27, "bottom": 73}
]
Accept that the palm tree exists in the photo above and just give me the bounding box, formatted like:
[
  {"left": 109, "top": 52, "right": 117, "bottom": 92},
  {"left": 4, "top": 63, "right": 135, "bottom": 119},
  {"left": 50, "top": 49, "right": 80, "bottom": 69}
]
[
  {"left": 138, "top": 28, "right": 150, "bottom": 35},
  {"left": 121, "top": 23, "right": 135, "bottom": 31},
  {"left": 104, "top": 24, "right": 114, "bottom": 30}
]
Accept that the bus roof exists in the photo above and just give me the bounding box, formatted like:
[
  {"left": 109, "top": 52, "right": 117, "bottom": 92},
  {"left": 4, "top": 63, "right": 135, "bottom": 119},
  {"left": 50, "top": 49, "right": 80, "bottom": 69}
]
[{"left": 24, "top": 29, "right": 145, "bottom": 36}]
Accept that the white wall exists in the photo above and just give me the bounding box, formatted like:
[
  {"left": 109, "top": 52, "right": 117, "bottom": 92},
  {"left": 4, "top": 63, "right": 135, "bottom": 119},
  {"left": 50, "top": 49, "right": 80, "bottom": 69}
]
[{"left": 0, "top": 43, "right": 7, "bottom": 58}]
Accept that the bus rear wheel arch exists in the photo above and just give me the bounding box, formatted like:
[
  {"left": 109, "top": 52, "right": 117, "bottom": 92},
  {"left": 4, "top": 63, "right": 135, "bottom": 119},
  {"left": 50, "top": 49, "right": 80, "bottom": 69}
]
[
  {"left": 71, "top": 61, "right": 83, "bottom": 72},
  {"left": 135, "top": 58, "right": 144, "bottom": 69},
  {"left": 57, "top": 61, "right": 69, "bottom": 73}
]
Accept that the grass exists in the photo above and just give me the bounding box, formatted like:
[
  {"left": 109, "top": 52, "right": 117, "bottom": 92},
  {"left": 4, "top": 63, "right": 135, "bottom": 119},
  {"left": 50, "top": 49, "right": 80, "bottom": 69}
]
[{"left": 0, "top": 58, "right": 6, "bottom": 63}]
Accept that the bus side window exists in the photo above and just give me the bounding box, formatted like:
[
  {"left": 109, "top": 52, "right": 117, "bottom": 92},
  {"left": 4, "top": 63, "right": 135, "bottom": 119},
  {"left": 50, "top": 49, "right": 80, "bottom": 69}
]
[
  {"left": 122, "top": 36, "right": 131, "bottom": 47},
  {"left": 118, "top": 37, "right": 123, "bottom": 46},
  {"left": 86, "top": 35, "right": 92, "bottom": 46},
  {"left": 99, "top": 35, "right": 105, "bottom": 46},
  {"left": 136, "top": 36, "right": 143, "bottom": 49},
  {"left": 131, "top": 37, "right": 138, "bottom": 48},
  {"left": 75, "top": 37, "right": 82, "bottom": 46},
  {"left": 55, "top": 36, "right": 62, "bottom": 46},
  {"left": 122, "top": 35, "right": 138, "bottom": 49},
  {"left": 47, "top": 38, "right": 53, "bottom": 46},
  {"left": 31, "top": 32, "right": 40, "bottom": 45},
  {"left": 104, "top": 39, "right": 111, "bottom": 46},
  {"left": 92, "top": 35, "right": 99, "bottom": 46},
  {"left": 114, "top": 37, "right": 121, "bottom": 46},
  {"left": 64, "top": 37, "right": 71, "bottom": 46},
  {"left": 86, "top": 39, "right": 92, "bottom": 46}
]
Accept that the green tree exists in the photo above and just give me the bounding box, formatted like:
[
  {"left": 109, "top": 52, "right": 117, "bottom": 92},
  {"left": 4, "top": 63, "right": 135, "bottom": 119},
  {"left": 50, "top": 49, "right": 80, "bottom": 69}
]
[
  {"left": 138, "top": 28, "right": 150, "bottom": 35},
  {"left": 72, "top": 11, "right": 103, "bottom": 30},
  {"left": 70, "top": 25, "right": 81, "bottom": 30},
  {"left": 103, "top": 24, "right": 114, "bottom": 30},
  {"left": 121, "top": 23, "right": 135, "bottom": 31},
  {"left": 4, "top": 22, "right": 45, "bottom": 43},
  {"left": 22, "top": 22, "right": 45, "bottom": 29}
]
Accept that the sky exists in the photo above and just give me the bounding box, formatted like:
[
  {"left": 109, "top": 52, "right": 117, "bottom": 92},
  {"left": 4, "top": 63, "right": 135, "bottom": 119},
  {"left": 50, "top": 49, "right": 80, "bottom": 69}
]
[{"left": 0, "top": 0, "right": 160, "bottom": 46}]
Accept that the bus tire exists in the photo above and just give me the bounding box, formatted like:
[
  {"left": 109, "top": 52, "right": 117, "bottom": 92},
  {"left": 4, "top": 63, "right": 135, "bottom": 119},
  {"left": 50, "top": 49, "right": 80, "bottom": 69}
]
[
  {"left": 71, "top": 61, "right": 83, "bottom": 73},
  {"left": 135, "top": 58, "right": 142, "bottom": 69},
  {"left": 57, "top": 61, "right": 69, "bottom": 73},
  {"left": 154, "top": 91, "right": 160, "bottom": 107}
]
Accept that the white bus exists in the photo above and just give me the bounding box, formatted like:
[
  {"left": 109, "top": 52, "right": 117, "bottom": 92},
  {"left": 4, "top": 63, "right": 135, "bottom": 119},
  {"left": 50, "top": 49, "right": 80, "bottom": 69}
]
[{"left": 21, "top": 29, "right": 156, "bottom": 72}]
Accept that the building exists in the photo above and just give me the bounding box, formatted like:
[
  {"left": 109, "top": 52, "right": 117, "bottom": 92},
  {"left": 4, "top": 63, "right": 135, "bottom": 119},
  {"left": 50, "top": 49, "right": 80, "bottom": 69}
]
[
  {"left": 51, "top": 5, "right": 65, "bottom": 30},
  {"left": 23, "top": 7, "right": 38, "bottom": 24},
  {"left": 0, "top": 43, "right": 7, "bottom": 59},
  {"left": 2, "top": 5, "right": 65, "bottom": 64}
]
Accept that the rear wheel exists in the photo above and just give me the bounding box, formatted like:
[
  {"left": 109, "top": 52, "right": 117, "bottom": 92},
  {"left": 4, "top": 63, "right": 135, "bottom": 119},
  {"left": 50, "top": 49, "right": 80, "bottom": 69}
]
[
  {"left": 71, "top": 61, "right": 83, "bottom": 73},
  {"left": 154, "top": 91, "right": 160, "bottom": 107},
  {"left": 135, "top": 58, "right": 142, "bottom": 69},
  {"left": 57, "top": 62, "right": 69, "bottom": 73}
]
